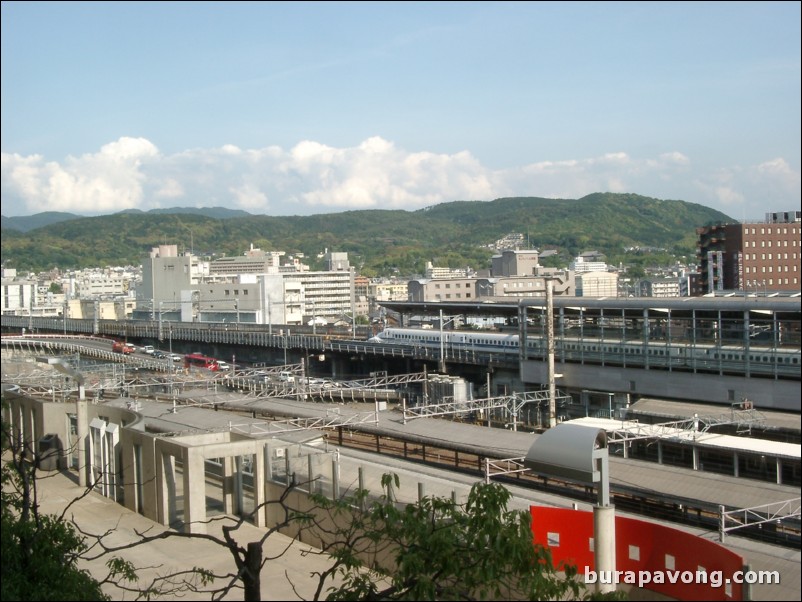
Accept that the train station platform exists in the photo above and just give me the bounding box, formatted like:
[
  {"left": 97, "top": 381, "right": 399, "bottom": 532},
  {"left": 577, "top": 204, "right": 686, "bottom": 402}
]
[
  {"left": 166, "top": 389, "right": 801, "bottom": 511},
  {"left": 627, "top": 398, "right": 802, "bottom": 434}
]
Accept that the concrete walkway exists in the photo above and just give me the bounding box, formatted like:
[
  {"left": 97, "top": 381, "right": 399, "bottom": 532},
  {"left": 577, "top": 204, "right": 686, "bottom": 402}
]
[{"left": 32, "top": 468, "right": 333, "bottom": 601}]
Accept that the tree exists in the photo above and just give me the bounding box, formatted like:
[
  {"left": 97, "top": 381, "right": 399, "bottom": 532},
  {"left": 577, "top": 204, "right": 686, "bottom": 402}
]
[
  {"left": 1, "top": 414, "right": 219, "bottom": 601},
  {"left": 1, "top": 428, "right": 110, "bottom": 601},
  {"left": 300, "top": 474, "right": 621, "bottom": 601}
]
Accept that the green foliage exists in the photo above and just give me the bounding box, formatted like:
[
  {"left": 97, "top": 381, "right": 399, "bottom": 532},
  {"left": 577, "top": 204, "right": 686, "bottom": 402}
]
[
  {"left": 1, "top": 194, "right": 731, "bottom": 276},
  {"left": 308, "top": 476, "right": 623, "bottom": 601},
  {"left": 1, "top": 509, "right": 110, "bottom": 601},
  {"left": 1, "top": 440, "right": 111, "bottom": 601}
]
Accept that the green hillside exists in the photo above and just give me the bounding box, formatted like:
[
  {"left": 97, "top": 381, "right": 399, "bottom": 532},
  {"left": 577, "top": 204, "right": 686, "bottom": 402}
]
[{"left": 0, "top": 193, "right": 732, "bottom": 276}]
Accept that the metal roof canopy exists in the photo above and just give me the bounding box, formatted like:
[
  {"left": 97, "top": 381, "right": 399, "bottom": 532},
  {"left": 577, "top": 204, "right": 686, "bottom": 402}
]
[{"left": 379, "top": 296, "right": 802, "bottom": 321}]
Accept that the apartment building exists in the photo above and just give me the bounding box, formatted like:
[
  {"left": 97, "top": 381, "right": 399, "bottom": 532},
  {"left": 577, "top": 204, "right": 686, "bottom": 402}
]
[{"left": 696, "top": 211, "right": 801, "bottom": 293}]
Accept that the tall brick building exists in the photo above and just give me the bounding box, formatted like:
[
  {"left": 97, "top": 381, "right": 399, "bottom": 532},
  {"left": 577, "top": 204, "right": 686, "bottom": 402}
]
[{"left": 696, "top": 211, "right": 801, "bottom": 294}]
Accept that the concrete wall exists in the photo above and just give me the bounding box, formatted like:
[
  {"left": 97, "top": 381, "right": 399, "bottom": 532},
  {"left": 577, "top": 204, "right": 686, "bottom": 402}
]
[{"left": 520, "top": 359, "right": 799, "bottom": 412}]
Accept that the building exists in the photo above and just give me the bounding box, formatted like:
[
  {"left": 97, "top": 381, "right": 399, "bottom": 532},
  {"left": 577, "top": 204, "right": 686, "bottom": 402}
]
[
  {"left": 369, "top": 280, "right": 409, "bottom": 303},
  {"left": 491, "top": 249, "right": 540, "bottom": 277},
  {"left": 575, "top": 271, "right": 618, "bottom": 297},
  {"left": 410, "top": 248, "right": 577, "bottom": 303},
  {"left": 423, "top": 262, "right": 472, "bottom": 279},
  {"left": 325, "top": 251, "right": 350, "bottom": 272},
  {"left": 407, "top": 278, "right": 476, "bottom": 302},
  {"left": 1, "top": 273, "right": 36, "bottom": 316},
  {"left": 353, "top": 275, "right": 370, "bottom": 319},
  {"left": 570, "top": 256, "right": 609, "bottom": 274},
  {"left": 138, "top": 244, "right": 354, "bottom": 326},
  {"left": 70, "top": 268, "right": 134, "bottom": 299},
  {"left": 208, "top": 247, "right": 286, "bottom": 275},
  {"left": 476, "top": 273, "right": 573, "bottom": 299},
  {"left": 696, "top": 211, "right": 801, "bottom": 294},
  {"left": 368, "top": 279, "right": 409, "bottom": 321},
  {"left": 639, "top": 278, "right": 682, "bottom": 298}
]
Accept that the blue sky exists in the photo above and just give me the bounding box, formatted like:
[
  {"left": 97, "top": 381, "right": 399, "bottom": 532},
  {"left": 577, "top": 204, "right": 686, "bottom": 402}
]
[{"left": 2, "top": 1, "right": 799, "bottom": 220}]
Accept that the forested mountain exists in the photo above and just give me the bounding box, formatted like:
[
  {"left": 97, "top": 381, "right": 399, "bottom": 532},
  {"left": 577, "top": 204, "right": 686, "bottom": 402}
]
[
  {"left": 1, "top": 206, "right": 251, "bottom": 232},
  {"left": 1, "top": 211, "right": 84, "bottom": 232},
  {"left": 0, "top": 193, "right": 732, "bottom": 276}
]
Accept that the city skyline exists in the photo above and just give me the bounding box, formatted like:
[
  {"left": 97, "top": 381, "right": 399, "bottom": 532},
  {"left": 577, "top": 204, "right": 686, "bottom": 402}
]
[{"left": 2, "top": 1, "right": 800, "bottom": 220}]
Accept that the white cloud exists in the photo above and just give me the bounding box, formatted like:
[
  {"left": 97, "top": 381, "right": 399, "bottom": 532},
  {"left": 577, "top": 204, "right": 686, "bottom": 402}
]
[
  {"left": 230, "top": 184, "right": 269, "bottom": 210},
  {"left": 2, "top": 136, "right": 158, "bottom": 214},
  {"left": 155, "top": 178, "right": 184, "bottom": 199},
  {"left": 1, "top": 137, "right": 799, "bottom": 220},
  {"left": 659, "top": 151, "right": 690, "bottom": 165}
]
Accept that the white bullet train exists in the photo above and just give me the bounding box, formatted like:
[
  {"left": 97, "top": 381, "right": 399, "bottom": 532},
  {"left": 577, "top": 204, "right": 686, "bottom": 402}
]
[{"left": 369, "top": 327, "right": 800, "bottom": 379}]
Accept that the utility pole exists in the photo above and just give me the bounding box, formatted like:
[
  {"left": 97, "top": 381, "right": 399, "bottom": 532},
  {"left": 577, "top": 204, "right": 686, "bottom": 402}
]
[{"left": 546, "top": 278, "right": 557, "bottom": 428}]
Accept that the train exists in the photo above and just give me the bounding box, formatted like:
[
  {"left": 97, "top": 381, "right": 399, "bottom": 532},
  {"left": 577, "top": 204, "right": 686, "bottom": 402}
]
[{"left": 369, "top": 328, "right": 801, "bottom": 379}]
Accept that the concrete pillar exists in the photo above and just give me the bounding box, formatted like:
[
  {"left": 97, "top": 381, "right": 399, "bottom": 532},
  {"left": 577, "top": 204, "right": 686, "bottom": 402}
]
[
  {"left": 265, "top": 444, "right": 275, "bottom": 482},
  {"left": 222, "top": 456, "right": 235, "bottom": 514},
  {"left": 264, "top": 480, "right": 286, "bottom": 528},
  {"left": 733, "top": 452, "right": 739, "bottom": 478},
  {"left": 76, "top": 399, "right": 89, "bottom": 487},
  {"left": 183, "top": 448, "right": 207, "bottom": 534},
  {"left": 157, "top": 452, "right": 177, "bottom": 527},
  {"left": 692, "top": 445, "right": 700, "bottom": 471},
  {"left": 593, "top": 505, "right": 617, "bottom": 595},
  {"left": 657, "top": 441, "right": 663, "bottom": 465},
  {"left": 358, "top": 467, "right": 366, "bottom": 512},
  {"left": 331, "top": 453, "right": 340, "bottom": 500},
  {"left": 234, "top": 456, "right": 244, "bottom": 517},
  {"left": 253, "top": 450, "right": 266, "bottom": 528},
  {"left": 776, "top": 458, "right": 782, "bottom": 485},
  {"left": 141, "top": 439, "right": 159, "bottom": 523},
  {"left": 121, "top": 436, "right": 137, "bottom": 513}
]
